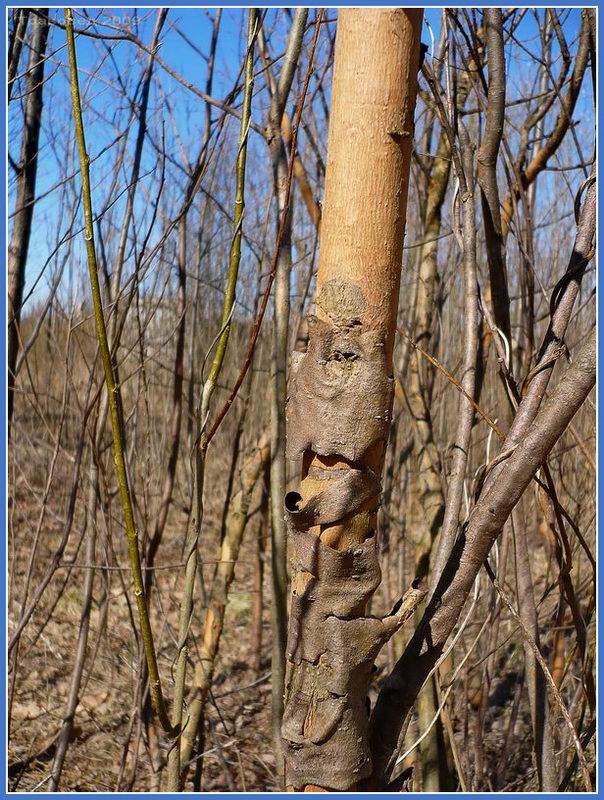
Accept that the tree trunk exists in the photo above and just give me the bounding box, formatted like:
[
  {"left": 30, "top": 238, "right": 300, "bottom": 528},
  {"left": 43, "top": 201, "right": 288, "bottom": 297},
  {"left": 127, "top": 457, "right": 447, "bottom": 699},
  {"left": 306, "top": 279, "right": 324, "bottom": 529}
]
[
  {"left": 265, "top": 12, "right": 309, "bottom": 779},
  {"left": 8, "top": 9, "right": 49, "bottom": 432},
  {"left": 281, "top": 9, "right": 423, "bottom": 791}
]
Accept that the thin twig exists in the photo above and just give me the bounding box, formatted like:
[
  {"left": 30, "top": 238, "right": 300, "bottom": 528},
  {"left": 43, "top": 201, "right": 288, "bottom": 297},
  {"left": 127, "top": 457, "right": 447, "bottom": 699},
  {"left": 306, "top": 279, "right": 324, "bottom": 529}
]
[
  {"left": 64, "top": 6, "right": 174, "bottom": 737},
  {"left": 202, "top": 10, "right": 324, "bottom": 451}
]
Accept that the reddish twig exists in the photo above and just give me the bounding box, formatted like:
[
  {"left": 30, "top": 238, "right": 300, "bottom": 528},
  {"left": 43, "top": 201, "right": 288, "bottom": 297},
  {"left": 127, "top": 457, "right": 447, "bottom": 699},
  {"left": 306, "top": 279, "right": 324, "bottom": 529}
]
[{"left": 202, "top": 9, "right": 324, "bottom": 452}]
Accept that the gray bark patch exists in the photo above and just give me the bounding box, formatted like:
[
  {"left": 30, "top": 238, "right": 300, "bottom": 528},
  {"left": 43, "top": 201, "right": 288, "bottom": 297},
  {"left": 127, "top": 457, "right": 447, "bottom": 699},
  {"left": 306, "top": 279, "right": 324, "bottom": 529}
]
[
  {"left": 282, "top": 506, "right": 425, "bottom": 789},
  {"left": 286, "top": 291, "right": 393, "bottom": 463},
  {"left": 282, "top": 283, "right": 420, "bottom": 789}
]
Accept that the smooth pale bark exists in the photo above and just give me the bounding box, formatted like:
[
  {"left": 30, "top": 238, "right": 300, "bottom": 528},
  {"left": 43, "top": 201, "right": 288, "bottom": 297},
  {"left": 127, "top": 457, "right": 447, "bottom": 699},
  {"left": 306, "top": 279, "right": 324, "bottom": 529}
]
[
  {"left": 282, "top": 9, "right": 423, "bottom": 791},
  {"left": 311, "top": 9, "right": 422, "bottom": 368}
]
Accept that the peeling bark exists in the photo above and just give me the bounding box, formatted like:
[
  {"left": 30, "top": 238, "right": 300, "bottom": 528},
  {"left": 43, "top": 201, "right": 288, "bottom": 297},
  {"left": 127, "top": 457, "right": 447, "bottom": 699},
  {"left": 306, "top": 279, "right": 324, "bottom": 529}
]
[{"left": 281, "top": 9, "right": 423, "bottom": 790}]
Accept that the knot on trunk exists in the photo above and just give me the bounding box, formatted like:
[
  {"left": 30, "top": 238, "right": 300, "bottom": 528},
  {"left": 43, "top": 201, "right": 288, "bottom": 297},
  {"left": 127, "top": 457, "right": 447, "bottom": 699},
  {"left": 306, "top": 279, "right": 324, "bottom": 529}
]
[{"left": 286, "top": 283, "right": 393, "bottom": 463}]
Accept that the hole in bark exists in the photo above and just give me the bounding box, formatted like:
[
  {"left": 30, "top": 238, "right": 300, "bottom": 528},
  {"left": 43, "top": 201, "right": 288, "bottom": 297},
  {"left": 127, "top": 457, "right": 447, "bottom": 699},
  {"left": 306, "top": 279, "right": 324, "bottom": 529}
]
[
  {"left": 285, "top": 491, "right": 303, "bottom": 513},
  {"left": 331, "top": 350, "right": 358, "bottom": 362}
]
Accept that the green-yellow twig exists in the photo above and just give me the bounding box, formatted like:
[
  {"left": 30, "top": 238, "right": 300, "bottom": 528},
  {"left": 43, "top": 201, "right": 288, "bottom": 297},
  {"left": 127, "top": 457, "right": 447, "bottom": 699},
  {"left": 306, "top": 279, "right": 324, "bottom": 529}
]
[{"left": 64, "top": 7, "right": 175, "bottom": 737}]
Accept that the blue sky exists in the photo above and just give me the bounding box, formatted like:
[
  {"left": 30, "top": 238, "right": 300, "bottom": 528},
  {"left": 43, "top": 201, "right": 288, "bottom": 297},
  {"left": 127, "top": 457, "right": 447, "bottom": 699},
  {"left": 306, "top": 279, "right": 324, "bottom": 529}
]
[{"left": 8, "top": 7, "right": 593, "bottom": 312}]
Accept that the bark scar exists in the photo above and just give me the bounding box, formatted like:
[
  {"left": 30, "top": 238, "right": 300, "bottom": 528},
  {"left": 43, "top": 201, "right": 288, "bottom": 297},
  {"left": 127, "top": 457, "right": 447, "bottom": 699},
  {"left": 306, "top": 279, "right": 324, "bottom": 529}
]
[
  {"left": 286, "top": 281, "right": 394, "bottom": 463},
  {"left": 282, "top": 282, "right": 422, "bottom": 790},
  {"left": 282, "top": 520, "right": 426, "bottom": 789}
]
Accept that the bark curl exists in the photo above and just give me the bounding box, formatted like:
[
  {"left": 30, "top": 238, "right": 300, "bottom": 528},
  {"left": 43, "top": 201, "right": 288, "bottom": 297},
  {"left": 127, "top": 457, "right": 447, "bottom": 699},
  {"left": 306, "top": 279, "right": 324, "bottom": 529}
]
[
  {"left": 282, "top": 519, "right": 424, "bottom": 789},
  {"left": 283, "top": 282, "right": 424, "bottom": 789}
]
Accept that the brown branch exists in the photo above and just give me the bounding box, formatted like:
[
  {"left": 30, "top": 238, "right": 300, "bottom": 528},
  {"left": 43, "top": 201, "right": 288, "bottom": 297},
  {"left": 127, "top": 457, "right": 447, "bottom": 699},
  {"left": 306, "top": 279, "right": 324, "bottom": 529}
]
[{"left": 369, "top": 328, "right": 596, "bottom": 787}]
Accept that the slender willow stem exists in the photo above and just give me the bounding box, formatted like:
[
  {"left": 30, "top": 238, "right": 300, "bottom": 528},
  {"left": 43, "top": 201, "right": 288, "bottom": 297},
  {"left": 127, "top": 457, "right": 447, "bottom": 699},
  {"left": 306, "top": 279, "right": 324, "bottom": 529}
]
[
  {"left": 64, "top": 7, "right": 175, "bottom": 737},
  {"left": 204, "top": 12, "right": 255, "bottom": 388},
  {"left": 201, "top": 10, "right": 324, "bottom": 452},
  {"left": 167, "top": 9, "right": 258, "bottom": 789}
]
